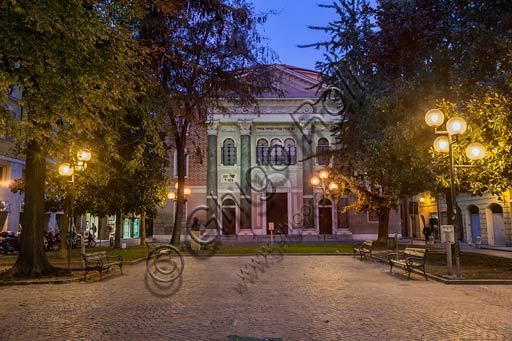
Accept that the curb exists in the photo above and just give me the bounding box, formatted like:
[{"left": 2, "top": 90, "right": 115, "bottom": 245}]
[
  {"left": 478, "top": 246, "right": 512, "bottom": 253},
  {"left": 179, "top": 253, "right": 352, "bottom": 257},
  {"left": 0, "top": 275, "right": 82, "bottom": 286},
  {"left": 125, "top": 257, "right": 146, "bottom": 265},
  {"left": 371, "top": 255, "right": 512, "bottom": 285}
]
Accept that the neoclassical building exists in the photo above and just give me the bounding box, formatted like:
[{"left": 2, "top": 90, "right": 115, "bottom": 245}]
[{"left": 154, "top": 65, "right": 402, "bottom": 239}]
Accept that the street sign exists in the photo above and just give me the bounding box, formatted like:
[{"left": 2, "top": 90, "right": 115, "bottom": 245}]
[
  {"left": 441, "top": 225, "right": 455, "bottom": 244},
  {"left": 268, "top": 222, "right": 274, "bottom": 231}
]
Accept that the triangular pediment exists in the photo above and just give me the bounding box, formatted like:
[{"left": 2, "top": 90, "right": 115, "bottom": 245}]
[{"left": 257, "top": 64, "right": 324, "bottom": 99}]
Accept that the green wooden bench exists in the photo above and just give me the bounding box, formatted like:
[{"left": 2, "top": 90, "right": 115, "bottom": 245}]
[
  {"left": 353, "top": 240, "right": 374, "bottom": 259},
  {"left": 82, "top": 251, "right": 123, "bottom": 280},
  {"left": 388, "top": 247, "right": 428, "bottom": 280}
]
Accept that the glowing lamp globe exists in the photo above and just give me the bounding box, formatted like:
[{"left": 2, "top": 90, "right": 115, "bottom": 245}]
[
  {"left": 77, "top": 149, "right": 92, "bottom": 162},
  {"left": 319, "top": 169, "right": 329, "bottom": 179},
  {"left": 167, "top": 192, "right": 176, "bottom": 200},
  {"left": 184, "top": 187, "right": 192, "bottom": 196},
  {"left": 425, "top": 109, "right": 444, "bottom": 128},
  {"left": 433, "top": 136, "right": 450, "bottom": 153},
  {"left": 446, "top": 117, "right": 467, "bottom": 135},
  {"left": 465, "top": 142, "right": 486, "bottom": 160},
  {"left": 328, "top": 182, "right": 338, "bottom": 191},
  {"left": 310, "top": 176, "right": 320, "bottom": 186},
  {"left": 58, "top": 163, "right": 74, "bottom": 177}
]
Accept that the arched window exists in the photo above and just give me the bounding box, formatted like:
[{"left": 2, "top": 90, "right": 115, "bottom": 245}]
[
  {"left": 223, "top": 198, "right": 236, "bottom": 206},
  {"left": 284, "top": 138, "right": 296, "bottom": 165},
  {"left": 222, "top": 138, "right": 236, "bottom": 166},
  {"left": 317, "top": 138, "right": 330, "bottom": 166},
  {"left": 256, "top": 139, "right": 269, "bottom": 165},
  {"left": 270, "top": 138, "right": 283, "bottom": 165}
]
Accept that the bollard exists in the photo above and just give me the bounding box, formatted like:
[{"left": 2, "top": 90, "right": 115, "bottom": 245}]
[
  {"left": 428, "top": 235, "right": 435, "bottom": 246},
  {"left": 475, "top": 236, "right": 481, "bottom": 249}
]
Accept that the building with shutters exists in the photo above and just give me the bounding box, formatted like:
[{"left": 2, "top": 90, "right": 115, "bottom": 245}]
[{"left": 0, "top": 86, "right": 25, "bottom": 232}]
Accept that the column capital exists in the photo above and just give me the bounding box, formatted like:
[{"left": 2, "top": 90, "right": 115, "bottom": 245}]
[
  {"left": 207, "top": 121, "right": 219, "bottom": 135},
  {"left": 299, "top": 121, "right": 313, "bottom": 136},
  {"left": 238, "top": 120, "right": 252, "bottom": 135}
]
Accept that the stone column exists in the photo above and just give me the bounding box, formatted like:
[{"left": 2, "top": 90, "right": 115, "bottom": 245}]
[
  {"left": 301, "top": 123, "right": 315, "bottom": 229},
  {"left": 206, "top": 122, "right": 219, "bottom": 229},
  {"left": 239, "top": 121, "right": 252, "bottom": 230}
]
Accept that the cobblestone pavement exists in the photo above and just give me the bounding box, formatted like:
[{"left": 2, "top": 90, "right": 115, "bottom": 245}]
[{"left": 1, "top": 256, "right": 511, "bottom": 340}]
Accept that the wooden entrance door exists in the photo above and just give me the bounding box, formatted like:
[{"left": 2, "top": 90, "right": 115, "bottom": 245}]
[
  {"left": 222, "top": 199, "right": 236, "bottom": 235},
  {"left": 319, "top": 199, "right": 332, "bottom": 235},
  {"left": 222, "top": 208, "right": 236, "bottom": 235},
  {"left": 266, "top": 193, "right": 288, "bottom": 234}
]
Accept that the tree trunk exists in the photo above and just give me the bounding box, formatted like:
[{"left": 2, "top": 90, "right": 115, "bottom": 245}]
[
  {"left": 140, "top": 211, "right": 147, "bottom": 246},
  {"left": 115, "top": 211, "right": 122, "bottom": 248},
  {"left": 377, "top": 206, "right": 390, "bottom": 245},
  {"left": 8, "top": 139, "right": 64, "bottom": 278},
  {"left": 170, "top": 128, "right": 188, "bottom": 246}
]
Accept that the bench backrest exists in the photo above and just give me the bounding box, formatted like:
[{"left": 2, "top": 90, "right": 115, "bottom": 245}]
[
  {"left": 82, "top": 251, "right": 107, "bottom": 262},
  {"left": 404, "top": 247, "right": 427, "bottom": 258},
  {"left": 362, "top": 240, "right": 373, "bottom": 248}
]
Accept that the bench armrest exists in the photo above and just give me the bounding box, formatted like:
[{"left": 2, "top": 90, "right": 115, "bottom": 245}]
[{"left": 405, "top": 256, "right": 426, "bottom": 266}]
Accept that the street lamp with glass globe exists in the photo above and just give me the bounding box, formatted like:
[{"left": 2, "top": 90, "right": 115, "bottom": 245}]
[
  {"left": 310, "top": 169, "right": 340, "bottom": 236},
  {"left": 58, "top": 148, "right": 92, "bottom": 269},
  {"left": 167, "top": 182, "right": 191, "bottom": 203},
  {"left": 425, "top": 109, "right": 485, "bottom": 278}
]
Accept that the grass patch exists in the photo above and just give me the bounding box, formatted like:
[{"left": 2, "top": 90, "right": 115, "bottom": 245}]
[
  {"left": 426, "top": 251, "right": 512, "bottom": 279},
  {"left": 178, "top": 243, "right": 354, "bottom": 255},
  {"left": 0, "top": 245, "right": 149, "bottom": 269}
]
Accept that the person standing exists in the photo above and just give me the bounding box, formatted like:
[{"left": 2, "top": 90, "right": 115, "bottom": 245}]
[{"left": 422, "top": 225, "right": 432, "bottom": 245}]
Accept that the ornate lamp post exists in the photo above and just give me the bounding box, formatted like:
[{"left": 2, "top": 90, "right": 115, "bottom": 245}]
[
  {"left": 58, "top": 148, "right": 92, "bottom": 270},
  {"left": 167, "top": 183, "right": 191, "bottom": 223},
  {"left": 167, "top": 182, "right": 191, "bottom": 202},
  {"left": 310, "top": 169, "right": 339, "bottom": 236},
  {"left": 167, "top": 183, "right": 191, "bottom": 245},
  {"left": 425, "top": 109, "right": 485, "bottom": 277}
]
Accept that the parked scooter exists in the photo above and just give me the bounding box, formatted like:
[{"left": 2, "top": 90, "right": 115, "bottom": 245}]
[
  {"left": 68, "top": 232, "right": 81, "bottom": 249},
  {"left": 86, "top": 232, "right": 96, "bottom": 248},
  {"left": 44, "top": 231, "right": 59, "bottom": 251},
  {"left": 0, "top": 231, "right": 20, "bottom": 254},
  {"left": 70, "top": 232, "right": 96, "bottom": 248}
]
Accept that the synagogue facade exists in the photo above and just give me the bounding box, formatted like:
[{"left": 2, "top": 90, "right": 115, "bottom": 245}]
[{"left": 154, "top": 65, "right": 402, "bottom": 240}]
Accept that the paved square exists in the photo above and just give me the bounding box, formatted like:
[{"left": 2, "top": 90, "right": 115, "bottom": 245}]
[{"left": 1, "top": 256, "right": 511, "bottom": 340}]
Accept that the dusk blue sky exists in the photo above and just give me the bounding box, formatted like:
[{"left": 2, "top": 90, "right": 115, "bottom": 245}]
[{"left": 253, "top": 1, "right": 339, "bottom": 71}]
